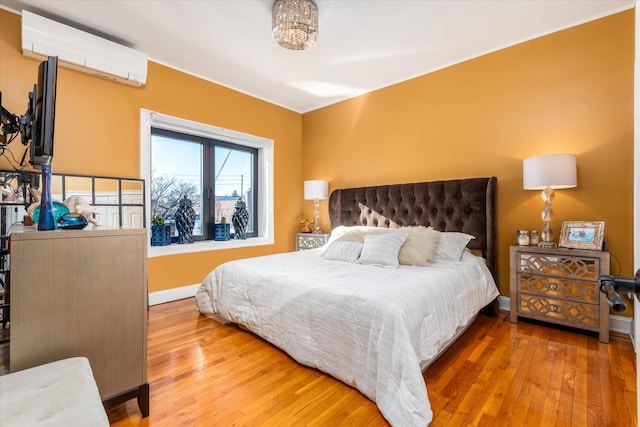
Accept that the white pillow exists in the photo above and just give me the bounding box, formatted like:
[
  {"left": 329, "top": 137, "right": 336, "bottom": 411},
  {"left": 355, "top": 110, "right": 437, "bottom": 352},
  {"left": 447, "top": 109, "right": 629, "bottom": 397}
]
[
  {"left": 323, "top": 241, "right": 363, "bottom": 262},
  {"left": 434, "top": 232, "right": 476, "bottom": 263},
  {"left": 358, "top": 233, "right": 408, "bottom": 268}
]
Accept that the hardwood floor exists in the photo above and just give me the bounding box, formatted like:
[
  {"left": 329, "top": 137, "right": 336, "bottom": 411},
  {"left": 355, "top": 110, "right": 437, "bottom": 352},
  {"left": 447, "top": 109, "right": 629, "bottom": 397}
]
[{"left": 107, "top": 298, "right": 636, "bottom": 426}]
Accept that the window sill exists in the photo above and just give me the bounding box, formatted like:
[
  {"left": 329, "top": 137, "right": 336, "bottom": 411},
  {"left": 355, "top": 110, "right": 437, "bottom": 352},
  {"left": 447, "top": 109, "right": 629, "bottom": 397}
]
[{"left": 148, "top": 236, "right": 274, "bottom": 258}]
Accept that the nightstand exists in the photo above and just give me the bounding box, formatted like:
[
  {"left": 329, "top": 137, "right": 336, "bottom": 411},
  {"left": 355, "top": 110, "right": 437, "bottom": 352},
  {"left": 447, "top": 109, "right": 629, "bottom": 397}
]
[
  {"left": 509, "top": 245, "right": 610, "bottom": 343},
  {"left": 296, "top": 233, "right": 328, "bottom": 250}
]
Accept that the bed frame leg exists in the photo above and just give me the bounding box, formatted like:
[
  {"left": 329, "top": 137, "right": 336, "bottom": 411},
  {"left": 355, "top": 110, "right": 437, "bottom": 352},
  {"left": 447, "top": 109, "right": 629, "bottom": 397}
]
[{"left": 481, "top": 297, "right": 499, "bottom": 317}]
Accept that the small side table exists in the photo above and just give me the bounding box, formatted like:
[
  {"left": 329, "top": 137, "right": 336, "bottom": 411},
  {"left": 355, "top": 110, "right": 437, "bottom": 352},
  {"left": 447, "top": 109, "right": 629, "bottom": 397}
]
[
  {"left": 509, "top": 245, "right": 610, "bottom": 343},
  {"left": 296, "top": 233, "right": 328, "bottom": 250}
]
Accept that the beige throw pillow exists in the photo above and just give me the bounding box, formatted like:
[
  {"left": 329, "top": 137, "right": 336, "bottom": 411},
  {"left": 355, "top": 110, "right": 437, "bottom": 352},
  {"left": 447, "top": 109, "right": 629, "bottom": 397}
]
[{"left": 395, "top": 226, "right": 441, "bottom": 267}]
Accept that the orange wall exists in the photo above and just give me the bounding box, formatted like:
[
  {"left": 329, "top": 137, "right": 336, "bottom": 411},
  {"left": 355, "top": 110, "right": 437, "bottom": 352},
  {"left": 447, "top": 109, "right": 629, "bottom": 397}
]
[
  {"left": 0, "top": 9, "right": 303, "bottom": 292},
  {"left": 302, "top": 10, "right": 635, "bottom": 299}
]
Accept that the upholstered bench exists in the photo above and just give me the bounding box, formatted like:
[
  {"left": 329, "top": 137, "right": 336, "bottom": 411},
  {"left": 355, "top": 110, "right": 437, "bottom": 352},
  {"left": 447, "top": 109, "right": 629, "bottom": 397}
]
[{"left": 0, "top": 357, "right": 109, "bottom": 427}]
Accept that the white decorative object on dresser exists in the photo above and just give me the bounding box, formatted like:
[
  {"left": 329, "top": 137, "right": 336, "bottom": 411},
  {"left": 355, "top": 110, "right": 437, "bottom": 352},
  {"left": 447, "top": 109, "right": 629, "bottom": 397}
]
[
  {"left": 8, "top": 226, "right": 149, "bottom": 416},
  {"left": 510, "top": 245, "right": 610, "bottom": 343},
  {"left": 296, "top": 232, "right": 328, "bottom": 250}
]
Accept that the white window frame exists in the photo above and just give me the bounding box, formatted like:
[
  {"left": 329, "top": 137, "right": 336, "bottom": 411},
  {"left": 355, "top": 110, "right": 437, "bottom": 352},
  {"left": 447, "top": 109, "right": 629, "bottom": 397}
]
[{"left": 140, "top": 109, "right": 274, "bottom": 257}]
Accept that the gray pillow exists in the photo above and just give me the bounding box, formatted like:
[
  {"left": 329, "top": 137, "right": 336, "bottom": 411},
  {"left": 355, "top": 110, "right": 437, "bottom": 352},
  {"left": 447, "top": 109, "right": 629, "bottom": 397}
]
[
  {"left": 358, "top": 233, "right": 408, "bottom": 268},
  {"left": 434, "top": 232, "right": 475, "bottom": 263},
  {"left": 323, "top": 241, "right": 363, "bottom": 262}
]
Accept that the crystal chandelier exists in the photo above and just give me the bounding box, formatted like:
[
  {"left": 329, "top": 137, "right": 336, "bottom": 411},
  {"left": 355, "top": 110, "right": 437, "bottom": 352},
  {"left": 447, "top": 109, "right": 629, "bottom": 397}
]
[{"left": 272, "top": 0, "right": 318, "bottom": 50}]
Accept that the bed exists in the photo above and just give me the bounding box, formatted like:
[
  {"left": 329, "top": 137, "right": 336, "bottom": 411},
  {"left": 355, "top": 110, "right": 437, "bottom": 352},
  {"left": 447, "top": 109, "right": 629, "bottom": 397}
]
[{"left": 196, "top": 177, "right": 499, "bottom": 426}]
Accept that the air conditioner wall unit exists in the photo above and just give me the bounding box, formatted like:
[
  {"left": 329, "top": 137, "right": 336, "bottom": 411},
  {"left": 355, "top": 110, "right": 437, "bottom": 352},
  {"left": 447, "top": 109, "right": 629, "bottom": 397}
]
[{"left": 21, "top": 10, "right": 148, "bottom": 87}]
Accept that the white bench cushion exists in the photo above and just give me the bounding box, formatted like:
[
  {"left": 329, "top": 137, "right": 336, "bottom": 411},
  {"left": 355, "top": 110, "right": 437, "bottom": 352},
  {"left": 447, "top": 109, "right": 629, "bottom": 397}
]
[{"left": 0, "top": 357, "right": 109, "bottom": 427}]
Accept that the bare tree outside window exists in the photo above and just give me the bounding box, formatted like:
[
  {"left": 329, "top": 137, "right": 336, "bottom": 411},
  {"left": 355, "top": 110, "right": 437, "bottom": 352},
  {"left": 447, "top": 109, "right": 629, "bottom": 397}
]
[{"left": 150, "top": 168, "right": 199, "bottom": 224}]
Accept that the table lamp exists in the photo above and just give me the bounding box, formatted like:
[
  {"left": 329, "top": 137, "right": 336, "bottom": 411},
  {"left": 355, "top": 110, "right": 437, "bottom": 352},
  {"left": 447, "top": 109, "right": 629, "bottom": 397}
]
[
  {"left": 304, "top": 180, "right": 328, "bottom": 234},
  {"left": 523, "top": 154, "right": 577, "bottom": 248}
]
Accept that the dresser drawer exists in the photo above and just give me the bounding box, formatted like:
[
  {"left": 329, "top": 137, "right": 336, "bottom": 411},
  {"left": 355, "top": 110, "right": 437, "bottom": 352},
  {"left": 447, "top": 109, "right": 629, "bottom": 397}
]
[
  {"left": 517, "top": 293, "right": 599, "bottom": 331},
  {"left": 516, "top": 252, "right": 600, "bottom": 280},
  {"left": 517, "top": 274, "right": 599, "bottom": 303}
]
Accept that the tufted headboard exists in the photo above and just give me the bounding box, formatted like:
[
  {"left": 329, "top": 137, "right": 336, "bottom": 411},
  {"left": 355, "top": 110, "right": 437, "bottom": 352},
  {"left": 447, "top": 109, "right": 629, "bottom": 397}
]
[{"left": 328, "top": 177, "right": 498, "bottom": 284}]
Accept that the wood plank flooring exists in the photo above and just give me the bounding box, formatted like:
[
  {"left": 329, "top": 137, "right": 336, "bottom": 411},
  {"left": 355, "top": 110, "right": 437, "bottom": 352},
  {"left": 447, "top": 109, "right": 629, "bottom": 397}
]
[{"left": 107, "top": 298, "right": 636, "bottom": 426}]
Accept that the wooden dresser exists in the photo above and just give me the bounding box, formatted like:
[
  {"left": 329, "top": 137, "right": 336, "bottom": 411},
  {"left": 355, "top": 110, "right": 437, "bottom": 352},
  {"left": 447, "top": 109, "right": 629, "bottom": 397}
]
[
  {"left": 509, "top": 245, "right": 610, "bottom": 343},
  {"left": 8, "top": 226, "right": 149, "bottom": 415}
]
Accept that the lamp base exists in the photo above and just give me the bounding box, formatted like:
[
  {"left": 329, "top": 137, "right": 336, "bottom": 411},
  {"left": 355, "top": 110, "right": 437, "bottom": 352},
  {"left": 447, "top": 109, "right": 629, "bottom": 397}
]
[
  {"left": 538, "top": 241, "right": 557, "bottom": 248},
  {"left": 313, "top": 197, "right": 321, "bottom": 234}
]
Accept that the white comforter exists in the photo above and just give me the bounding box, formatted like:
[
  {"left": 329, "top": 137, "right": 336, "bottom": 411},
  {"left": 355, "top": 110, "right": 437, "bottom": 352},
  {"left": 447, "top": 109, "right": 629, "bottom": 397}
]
[{"left": 196, "top": 249, "right": 499, "bottom": 426}]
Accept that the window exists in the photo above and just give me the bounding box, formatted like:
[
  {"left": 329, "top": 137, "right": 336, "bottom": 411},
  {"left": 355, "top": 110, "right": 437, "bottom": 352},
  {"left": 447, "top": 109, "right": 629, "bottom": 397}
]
[
  {"left": 151, "top": 129, "right": 258, "bottom": 240},
  {"left": 140, "top": 110, "right": 274, "bottom": 257}
]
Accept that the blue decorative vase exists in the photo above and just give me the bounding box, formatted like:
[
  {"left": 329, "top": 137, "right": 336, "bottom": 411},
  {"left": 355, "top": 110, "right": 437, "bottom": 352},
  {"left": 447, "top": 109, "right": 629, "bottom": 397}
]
[
  {"left": 231, "top": 199, "right": 249, "bottom": 239},
  {"left": 38, "top": 164, "right": 55, "bottom": 231},
  {"left": 151, "top": 224, "right": 171, "bottom": 246},
  {"left": 214, "top": 223, "right": 230, "bottom": 241},
  {"left": 175, "top": 196, "right": 196, "bottom": 244}
]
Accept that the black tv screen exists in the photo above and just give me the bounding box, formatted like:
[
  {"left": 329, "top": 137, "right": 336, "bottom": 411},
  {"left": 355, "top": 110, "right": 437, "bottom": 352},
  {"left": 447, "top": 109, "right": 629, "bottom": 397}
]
[{"left": 29, "top": 56, "right": 57, "bottom": 168}]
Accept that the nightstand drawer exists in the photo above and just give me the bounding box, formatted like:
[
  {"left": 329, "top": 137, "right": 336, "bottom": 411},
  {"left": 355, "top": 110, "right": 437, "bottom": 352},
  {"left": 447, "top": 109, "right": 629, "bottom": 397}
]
[
  {"left": 516, "top": 252, "right": 600, "bottom": 280},
  {"left": 517, "top": 293, "right": 599, "bottom": 330},
  {"left": 517, "top": 274, "right": 599, "bottom": 303}
]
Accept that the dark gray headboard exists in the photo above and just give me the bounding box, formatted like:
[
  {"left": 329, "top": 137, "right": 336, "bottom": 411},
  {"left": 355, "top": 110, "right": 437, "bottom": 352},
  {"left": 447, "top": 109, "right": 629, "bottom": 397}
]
[{"left": 328, "top": 177, "right": 498, "bottom": 283}]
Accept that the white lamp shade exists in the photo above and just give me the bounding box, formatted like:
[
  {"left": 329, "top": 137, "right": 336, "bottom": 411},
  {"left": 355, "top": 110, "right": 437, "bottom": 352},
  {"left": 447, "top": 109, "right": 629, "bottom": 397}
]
[
  {"left": 523, "top": 154, "right": 577, "bottom": 190},
  {"left": 304, "top": 180, "right": 328, "bottom": 200}
]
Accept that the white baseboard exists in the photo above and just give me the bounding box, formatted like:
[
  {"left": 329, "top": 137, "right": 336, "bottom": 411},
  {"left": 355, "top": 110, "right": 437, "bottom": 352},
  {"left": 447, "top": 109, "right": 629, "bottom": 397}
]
[
  {"left": 498, "top": 295, "right": 510, "bottom": 312},
  {"left": 498, "top": 296, "right": 632, "bottom": 336},
  {"left": 148, "top": 283, "right": 200, "bottom": 306},
  {"left": 610, "top": 314, "right": 633, "bottom": 335}
]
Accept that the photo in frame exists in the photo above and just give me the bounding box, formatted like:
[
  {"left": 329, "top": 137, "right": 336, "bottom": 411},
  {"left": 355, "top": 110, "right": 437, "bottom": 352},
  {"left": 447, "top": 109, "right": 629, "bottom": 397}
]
[{"left": 558, "top": 221, "right": 605, "bottom": 250}]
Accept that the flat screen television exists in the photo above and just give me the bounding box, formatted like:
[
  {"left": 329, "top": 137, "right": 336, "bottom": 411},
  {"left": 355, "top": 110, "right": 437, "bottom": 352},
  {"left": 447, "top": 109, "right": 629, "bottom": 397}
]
[{"left": 28, "top": 56, "right": 58, "bottom": 169}]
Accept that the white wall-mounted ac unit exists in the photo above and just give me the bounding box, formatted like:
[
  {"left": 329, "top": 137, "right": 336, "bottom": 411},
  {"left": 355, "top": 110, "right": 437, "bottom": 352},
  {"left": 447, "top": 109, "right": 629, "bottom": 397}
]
[{"left": 21, "top": 10, "right": 148, "bottom": 87}]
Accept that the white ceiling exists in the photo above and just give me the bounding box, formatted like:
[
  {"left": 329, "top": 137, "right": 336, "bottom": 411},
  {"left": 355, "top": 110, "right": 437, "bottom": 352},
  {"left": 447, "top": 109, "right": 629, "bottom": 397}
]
[{"left": 0, "top": 0, "right": 634, "bottom": 113}]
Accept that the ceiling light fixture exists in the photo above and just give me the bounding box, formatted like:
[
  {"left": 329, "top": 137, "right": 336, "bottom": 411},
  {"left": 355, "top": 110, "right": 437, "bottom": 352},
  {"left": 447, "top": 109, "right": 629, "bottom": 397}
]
[{"left": 272, "top": 0, "right": 318, "bottom": 51}]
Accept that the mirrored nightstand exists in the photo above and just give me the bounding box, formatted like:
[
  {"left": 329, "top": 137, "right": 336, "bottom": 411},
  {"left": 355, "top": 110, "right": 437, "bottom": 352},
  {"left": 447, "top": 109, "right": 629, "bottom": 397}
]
[
  {"left": 509, "top": 245, "right": 610, "bottom": 343},
  {"left": 296, "top": 233, "right": 328, "bottom": 250}
]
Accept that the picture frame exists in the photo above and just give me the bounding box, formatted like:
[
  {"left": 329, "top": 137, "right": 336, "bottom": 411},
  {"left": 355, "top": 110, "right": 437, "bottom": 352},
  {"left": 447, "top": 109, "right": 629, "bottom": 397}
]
[{"left": 558, "top": 221, "right": 605, "bottom": 250}]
